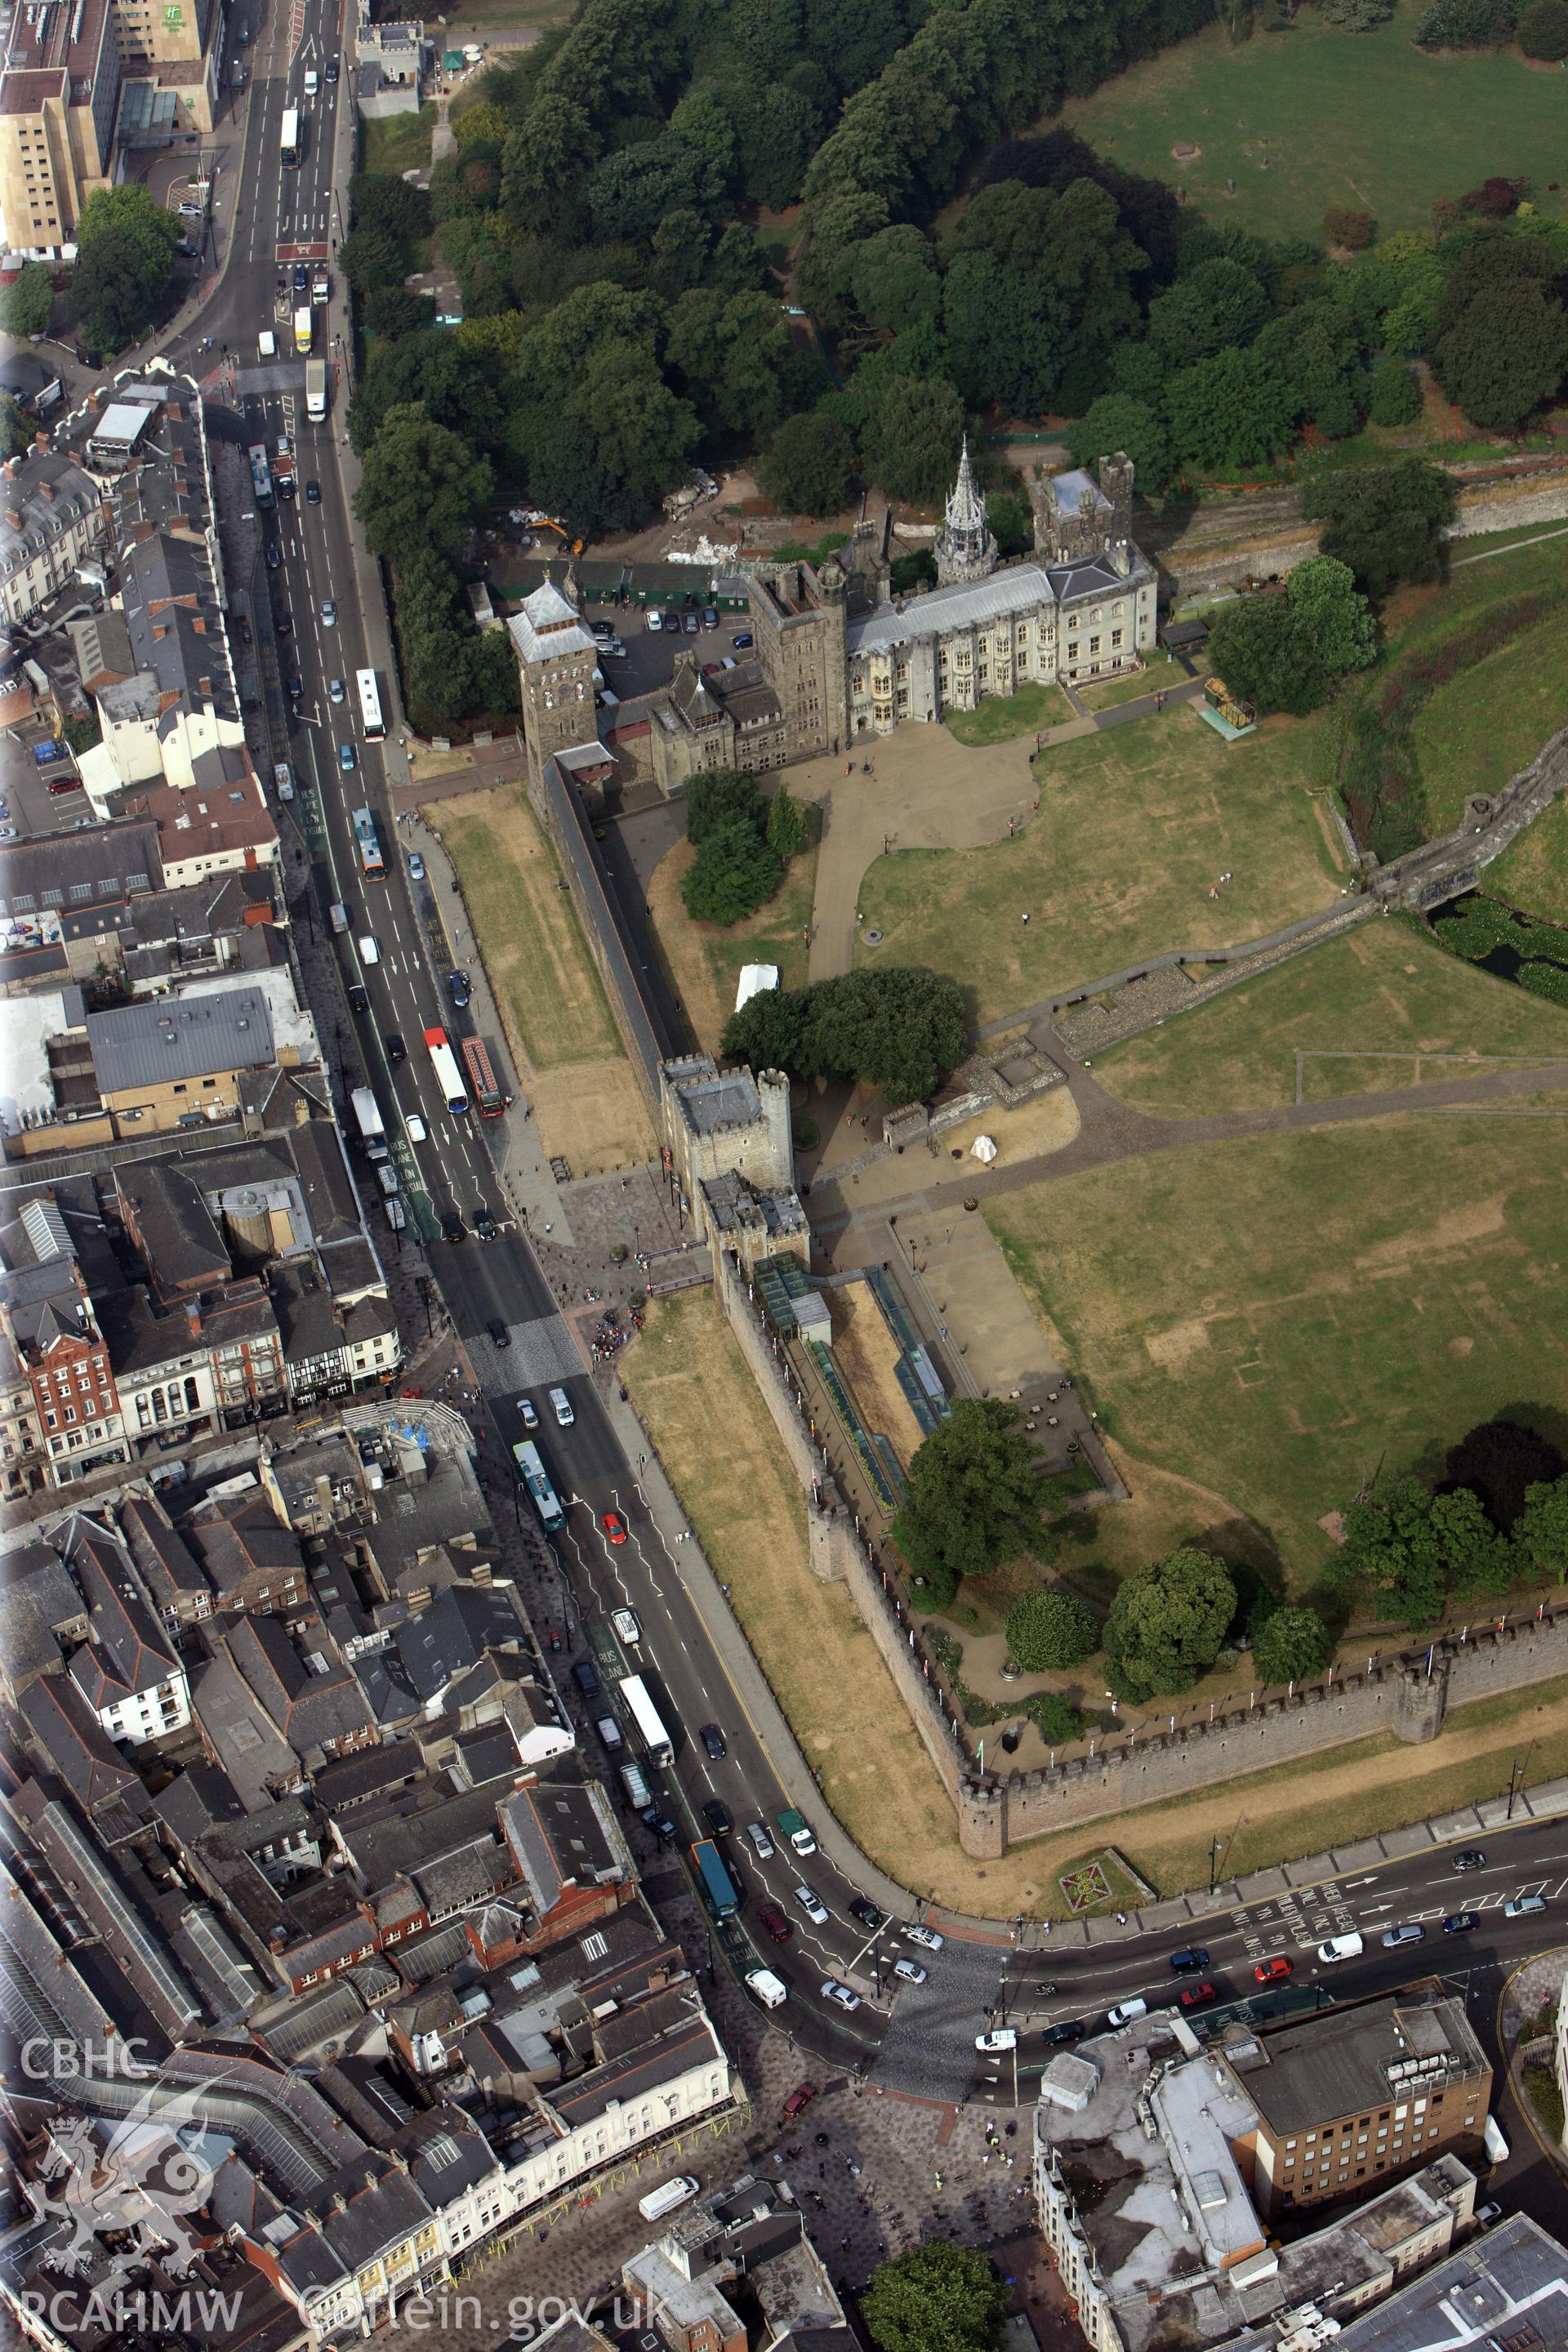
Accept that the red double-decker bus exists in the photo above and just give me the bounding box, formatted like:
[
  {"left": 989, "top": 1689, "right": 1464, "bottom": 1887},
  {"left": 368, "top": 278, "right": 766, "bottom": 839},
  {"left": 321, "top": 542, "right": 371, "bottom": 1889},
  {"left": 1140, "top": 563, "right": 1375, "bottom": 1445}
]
[{"left": 460, "top": 1034, "right": 503, "bottom": 1116}]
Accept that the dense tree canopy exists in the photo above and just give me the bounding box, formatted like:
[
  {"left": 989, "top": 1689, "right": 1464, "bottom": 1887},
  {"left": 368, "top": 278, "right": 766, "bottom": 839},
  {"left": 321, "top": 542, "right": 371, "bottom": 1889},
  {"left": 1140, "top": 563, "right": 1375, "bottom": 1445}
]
[
  {"left": 862, "top": 2243, "right": 1010, "bottom": 2352},
  {"left": 1250, "top": 1606, "right": 1332, "bottom": 1688},
  {"left": 724, "top": 965, "right": 966, "bottom": 1104},
  {"left": 1005, "top": 1587, "right": 1098, "bottom": 1671},
  {"left": 354, "top": 404, "right": 493, "bottom": 564},
  {"left": 1103, "top": 1548, "right": 1236, "bottom": 1704},
  {"left": 67, "top": 185, "right": 179, "bottom": 357},
  {"left": 0, "top": 261, "right": 53, "bottom": 341},
  {"left": 1206, "top": 558, "right": 1376, "bottom": 715},
  {"left": 893, "top": 1401, "right": 1050, "bottom": 1610}
]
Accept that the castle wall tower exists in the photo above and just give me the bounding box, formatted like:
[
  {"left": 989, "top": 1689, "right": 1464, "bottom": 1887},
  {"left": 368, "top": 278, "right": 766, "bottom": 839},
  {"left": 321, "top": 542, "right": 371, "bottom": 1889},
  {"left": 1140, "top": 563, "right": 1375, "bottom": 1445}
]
[{"left": 508, "top": 570, "right": 599, "bottom": 791}]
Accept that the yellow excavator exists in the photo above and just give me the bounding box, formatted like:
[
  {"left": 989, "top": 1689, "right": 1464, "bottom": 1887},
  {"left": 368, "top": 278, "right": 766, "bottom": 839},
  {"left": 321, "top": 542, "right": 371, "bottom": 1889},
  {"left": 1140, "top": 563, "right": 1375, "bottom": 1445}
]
[
  {"left": 1205, "top": 675, "right": 1256, "bottom": 731},
  {"left": 535, "top": 516, "right": 585, "bottom": 556}
]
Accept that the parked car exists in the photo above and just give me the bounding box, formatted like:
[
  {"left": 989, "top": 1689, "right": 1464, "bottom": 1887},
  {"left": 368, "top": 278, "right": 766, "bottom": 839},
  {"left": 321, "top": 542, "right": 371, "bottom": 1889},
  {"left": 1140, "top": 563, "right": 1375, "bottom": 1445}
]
[
  {"left": 1169, "top": 1947, "right": 1209, "bottom": 1975},
  {"left": 733, "top": 630, "right": 754, "bottom": 648},
  {"left": 518, "top": 1396, "right": 539, "bottom": 1429},
  {"left": 408, "top": 851, "right": 425, "bottom": 880},
  {"left": 474, "top": 1207, "right": 497, "bottom": 1241},
  {"left": 849, "top": 1897, "right": 884, "bottom": 1933},
  {"left": 1444, "top": 1912, "right": 1479, "bottom": 1935},
  {"left": 595, "top": 1715, "right": 622, "bottom": 1753},
  {"left": 1454, "top": 1850, "right": 1487, "bottom": 1871},
  {"left": 601, "top": 1511, "right": 629, "bottom": 1548},
  {"left": 702, "top": 607, "right": 719, "bottom": 629},
  {"left": 448, "top": 969, "right": 471, "bottom": 1008},
  {"left": 780, "top": 2082, "right": 817, "bottom": 2121},
  {"left": 1178, "top": 1981, "right": 1219, "bottom": 2010},
  {"left": 1382, "top": 1923, "right": 1424, "bottom": 1948},
  {"left": 1254, "top": 1957, "right": 1294, "bottom": 1984},
  {"left": 893, "top": 1958, "right": 927, "bottom": 1985},
  {"left": 348, "top": 983, "right": 369, "bottom": 1015},
  {"left": 756, "top": 1900, "right": 793, "bottom": 1944},
  {"left": 571, "top": 1659, "right": 599, "bottom": 1699},
  {"left": 702, "top": 1797, "right": 733, "bottom": 1836},
  {"left": 1505, "top": 1894, "right": 1547, "bottom": 1918},
  {"left": 384, "top": 1031, "right": 406, "bottom": 1065},
  {"left": 904, "top": 1924, "right": 945, "bottom": 1951},
  {"left": 976, "top": 2029, "right": 1016, "bottom": 2052},
  {"left": 795, "top": 1885, "right": 829, "bottom": 1926},
  {"left": 700, "top": 1723, "right": 727, "bottom": 1761},
  {"left": 1043, "top": 2019, "right": 1087, "bottom": 2045},
  {"left": 822, "top": 1980, "right": 861, "bottom": 2014},
  {"left": 640, "top": 1805, "right": 678, "bottom": 1843}
]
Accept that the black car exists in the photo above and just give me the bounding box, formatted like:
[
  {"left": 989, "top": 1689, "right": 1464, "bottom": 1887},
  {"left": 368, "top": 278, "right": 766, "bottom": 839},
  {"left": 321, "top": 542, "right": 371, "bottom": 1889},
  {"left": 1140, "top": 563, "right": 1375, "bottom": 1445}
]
[
  {"left": 848, "top": 1896, "right": 884, "bottom": 1933},
  {"left": 265, "top": 540, "right": 280, "bottom": 568},
  {"left": 306, "top": 479, "right": 321, "bottom": 504},
  {"left": 1169, "top": 1947, "right": 1210, "bottom": 1974},
  {"left": 641, "top": 1805, "right": 678, "bottom": 1843},
  {"left": 486, "top": 1317, "right": 510, "bottom": 1348},
  {"left": 384, "top": 1031, "right": 406, "bottom": 1065},
  {"left": 702, "top": 1797, "right": 733, "bottom": 1836},
  {"left": 292, "top": 261, "right": 309, "bottom": 293},
  {"left": 1454, "top": 1850, "right": 1486, "bottom": 1871},
  {"left": 348, "top": 983, "right": 369, "bottom": 1016},
  {"left": 285, "top": 672, "right": 303, "bottom": 699},
  {"left": 572, "top": 1659, "right": 600, "bottom": 1699},
  {"left": 1044, "top": 2019, "right": 1087, "bottom": 2045},
  {"left": 474, "top": 1208, "right": 497, "bottom": 1241},
  {"left": 700, "top": 1723, "right": 727, "bottom": 1761},
  {"left": 1444, "top": 1911, "right": 1480, "bottom": 1934},
  {"left": 324, "top": 55, "right": 338, "bottom": 80},
  {"left": 441, "top": 1208, "right": 465, "bottom": 1243},
  {"left": 274, "top": 610, "right": 292, "bottom": 635},
  {"left": 448, "top": 969, "right": 471, "bottom": 1009}
]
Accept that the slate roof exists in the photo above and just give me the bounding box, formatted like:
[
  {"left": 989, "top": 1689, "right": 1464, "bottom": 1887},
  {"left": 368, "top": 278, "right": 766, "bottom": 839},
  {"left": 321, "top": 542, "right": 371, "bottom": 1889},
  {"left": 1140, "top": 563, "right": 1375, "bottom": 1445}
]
[
  {"left": 121, "top": 528, "right": 237, "bottom": 724},
  {"left": 0, "top": 1541, "right": 90, "bottom": 1690},
  {"left": 509, "top": 577, "right": 596, "bottom": 666},
  {"left": 394, "top": 1584, "right": 527, "bottom": 1707},
  {"left": 67, "top": 1529, "right": 180, "bottom": 1706},
  {"left": 87, "top": 987, "right": 275, "bottom": 1094},
  {"left": 17, "top": 1670, "right": 144, "bottom": 1808},
  {"left": 225, "top": 1614, "right": 376, "bottom": 1758},
  {"left": 118, "top": 1494, "right": 213, "bottom": 1615},
  {"left": 499, "top": 1782, "right": 624, "bottom": 1914},
  {"left": 186, "top": 1490, "right": 305, "bottom": 1597},
  {"left": 549, "top": 2012, "right": 721, "bottom": 2128}
]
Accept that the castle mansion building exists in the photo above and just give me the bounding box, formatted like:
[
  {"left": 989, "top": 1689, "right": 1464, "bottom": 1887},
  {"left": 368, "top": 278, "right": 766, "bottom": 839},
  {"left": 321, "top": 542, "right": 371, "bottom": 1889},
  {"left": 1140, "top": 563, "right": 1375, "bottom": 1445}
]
[{"left": 642, "top": 448, "right": 1157, "bottom": 797}]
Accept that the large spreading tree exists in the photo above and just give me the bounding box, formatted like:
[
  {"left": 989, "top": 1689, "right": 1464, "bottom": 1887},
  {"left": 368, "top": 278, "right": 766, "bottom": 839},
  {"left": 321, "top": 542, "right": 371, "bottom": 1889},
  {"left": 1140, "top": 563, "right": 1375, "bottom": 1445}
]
[
  {"left": 67, "top": 185, "right": 178, "bottom": 357},
  {"left": 862, "top": 2242, "right": 1010, "bottom": 2352},
  {"left": 893, "top": 1400, "right": 1050, "bottom": 1610},
  {"left": 1102, "top": 1547, "right": 1236, "bottom": 1703}
]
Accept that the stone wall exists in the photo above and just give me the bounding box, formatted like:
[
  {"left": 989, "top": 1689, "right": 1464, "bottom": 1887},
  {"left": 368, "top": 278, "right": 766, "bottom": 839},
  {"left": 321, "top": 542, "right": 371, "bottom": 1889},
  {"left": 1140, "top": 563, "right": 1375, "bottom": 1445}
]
[{"left": 961, "top": 1615, "right": 1568, "bottom": 1857}]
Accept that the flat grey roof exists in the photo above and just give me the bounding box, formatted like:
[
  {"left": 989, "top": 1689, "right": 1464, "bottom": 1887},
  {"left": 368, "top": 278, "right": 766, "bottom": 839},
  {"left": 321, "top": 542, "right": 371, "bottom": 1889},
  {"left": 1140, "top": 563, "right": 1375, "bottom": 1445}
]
[{"left": 87, "top": 986, "right": 276, "bottom": 1091}]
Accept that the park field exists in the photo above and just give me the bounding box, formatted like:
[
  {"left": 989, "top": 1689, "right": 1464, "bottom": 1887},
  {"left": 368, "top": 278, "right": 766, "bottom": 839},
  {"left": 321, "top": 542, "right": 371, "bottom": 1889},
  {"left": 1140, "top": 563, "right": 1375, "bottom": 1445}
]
[
  {"left": 1095, "top": 920, "right": 1568, "bottom": 1114},
  {"left": 434, "top": 788, "right": 653, "bottom": 1172},
  {"left": 1051, "top": 0, "right": 1568, "bottom": 246},
  {"left": 646, "top": 835, "right": 817, "bottom": 1057},
  {"left": 1487, "top": 794, "right": 1568, "bottom": 928},
  {"left": 857, "top": 703, "right": 1344, "bottom": 1025},
  {"left": 987, "top": 1098, "right": 1568, "bottom": 1581}
]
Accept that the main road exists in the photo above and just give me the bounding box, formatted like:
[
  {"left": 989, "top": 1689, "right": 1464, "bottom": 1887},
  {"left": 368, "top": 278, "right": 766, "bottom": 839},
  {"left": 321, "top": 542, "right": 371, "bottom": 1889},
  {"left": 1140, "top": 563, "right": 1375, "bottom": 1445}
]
[{"left": 162, "top": 12, "right": 1568, "bottom": 2230}]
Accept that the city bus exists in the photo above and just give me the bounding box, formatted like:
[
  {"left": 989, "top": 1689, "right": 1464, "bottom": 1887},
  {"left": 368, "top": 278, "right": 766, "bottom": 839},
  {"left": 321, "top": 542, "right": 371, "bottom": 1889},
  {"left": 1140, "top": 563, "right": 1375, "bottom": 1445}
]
[
  {"left": 351, "top": 806, "right": 385, "bottom": 879},
  {"left": 511, "top": 1439, "right": 565, "bottom": 1533},
  {"left": 618, "top": 1675, "right": 674, "bottom": 1768},
  {"left": 691, "top": 1839, "right": 739, "bottom": 1922},
  {"left": 460, "top": 1034, "right": 502, "bottom": 1116},
  {"left": 279, "top": 106, "right": 301, "bottom": 165},
  {"left": 423, "top": 1027, "right": 469, "bottom": 1115},
  {"left": 247, "top": 444, "right": 274, "bottom": 510},
  {"left": 355, "top": 669, "right": 385, "bottom": 742}
]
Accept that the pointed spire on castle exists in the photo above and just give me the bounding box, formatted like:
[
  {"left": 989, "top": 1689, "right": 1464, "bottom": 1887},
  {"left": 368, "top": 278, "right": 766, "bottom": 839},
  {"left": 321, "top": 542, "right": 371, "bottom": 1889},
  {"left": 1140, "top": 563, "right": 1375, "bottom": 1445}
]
[{"left": 934, "top": 436, "right": 998, "bottom": 587}]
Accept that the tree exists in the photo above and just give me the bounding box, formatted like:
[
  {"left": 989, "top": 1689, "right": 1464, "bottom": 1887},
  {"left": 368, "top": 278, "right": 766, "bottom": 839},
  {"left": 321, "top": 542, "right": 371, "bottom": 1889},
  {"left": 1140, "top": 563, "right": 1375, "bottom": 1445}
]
[
  {"left": 0, "top": 396, "right": 32, "bottom": 461},
  {"left": 350, "top": 172, "right": 433, "bottom": 242},
  {"left": 1434, "top": 277, "right": 1568, "bottom": 430},
  {"left": 1324, "top": 207, "right": 1375, "bottom": 251},
  {"left": 892, "top": 1403, "right": 1049, "bottom": 1610},
  {"left": 987, "top": 488, "right": 1033, "bottom": 558},
  {"left": 1067, "top": 394, "right": 1174, "bottom": 496},
  {"left": 1005, "top": 1587, "right": 1098, "bottom": 1670},
  {"left": 681, "top": 819, "right": 783, "bottom": 924},
  {"left": 1333, "top": 1475, "right": 1450, "bottom": 1627},
  {"left": 1102, "top": 1548, "right": 1236, "bottom": 1704},
  {"left": 363, "top": 287, "right": 438, "bottom": 341},
  {"left": 1205, "top": 558, "right": 1375, "bottom": 715},
  {"left": 1367, "top": 363, "right": 1422, "bottom": 428},
  {"left": 686, "top": 768, "right": 762, "bottom": 844},
  {"left": 1514, "top": 1475, "right": 1568, "bottom": 1578},
  {"left": 66, "top": 185, "right": 178, "bottom": 356},
  {"left": 758, "top": 411, "right": 858, "bottom": 521},
  {"left": 1520, "top": 0, "right": 1568, "bottom": 51},
  {"left": 805, "top": 965, "right": 967, "bottom": 1102},
  {"left": 722, "top": 983, "right": 808, "bottom": 1072},
  {"left": 336, "top": 225, "right": 405, "bottom": 297},
  {"left": 1285, "top": 556, "right": 1379, "bottom": 672},
  {"left": 354, "top": 403, "right": 493, "bottom": 564},
  {"left": 394, "top": 550, "right": 477, "bottom": 730},
  {"left": 350, "top": 330, "right": 509, "bottom": 458},
  {"left": 1250, "top": 1606, "right": 1331, "bottom": 1687},
  {"left": 1147, "top": 258, "right": 1270, "bottom": 366},
  {"left": 1166, "top": 348, "right": 1298, "bottom": 475},
  {"left": 850, "top": 225, "right": 942, "bottom": 331},
  {"left": 1304, "top": 456, "right": 1454, "bottom": 595},
  {"left": 0, "top": 261, "right": 53, "bottom": 341},
  {"left": 524, "top": 416, "right": 641, "bottom": 540},
  {"left": 766, "top": 786, "right": 807, "bottom": 859},
  {"left": 1444, "top": 1420, "right": 1566, "bottom": 1530},
  {"left": 1414, "top": 0, "right": 1499, "bottom": 37},
  {"left": 860, "top": 372, "right": 966, "bottom": 506}
]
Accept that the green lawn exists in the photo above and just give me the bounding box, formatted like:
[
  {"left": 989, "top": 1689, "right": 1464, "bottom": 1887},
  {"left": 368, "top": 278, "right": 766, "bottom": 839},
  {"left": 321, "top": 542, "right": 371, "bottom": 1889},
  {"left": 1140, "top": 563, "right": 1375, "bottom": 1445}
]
[
  {"left": 1053, "top": 0, "right": 1568, "bottom": 245},
  {"left": 361, "top": 104, "right": 436, "bottom": 178},
  {"left": 1096, "top": 920, "right": 1568, "bottom": 1113},
  {"left": 1486, "top": 794, "right": 1568, "bottom": 927},
  {"left": 702, "top": 845, "right": 818, "bottom": 1013},
  {"left": 1411, "top": 608, "right": 1568, "bottom": 838},
  {"left": 945, "top": 678, "right": 1071, "bottom": 747},
  {"left": 1076, "top": 669, "right": 1159, "bottom": 714},
  {"left": 857, "top": 706, "right": 1345, "bottom": 1025},
  {"left": 988, "top": 1102, "right": 1568, "bottom": 1579}
]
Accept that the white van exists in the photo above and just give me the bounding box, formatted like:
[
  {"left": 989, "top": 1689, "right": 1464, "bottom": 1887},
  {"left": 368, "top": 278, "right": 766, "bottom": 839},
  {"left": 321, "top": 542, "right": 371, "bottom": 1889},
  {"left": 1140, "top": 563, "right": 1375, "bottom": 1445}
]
[
  {"left": 385, "top": 1197, "right": 406, "bottom": 1231},
  {"left": 274, "top": 761, "right": 294, "bottom": 801},
  {"left": 303, "top": 66, "right": 318, "bottom": 94},
  {"left": 1317, "top": 1933, "right": 1365, "bottom": 1963},
  {"left": 745, "top": 1967, "right": 788, "bottom": 2010},
  {"left": 549, "top": 1385, "right": 574, "bottom": 1428},
  {"left": 637, "top": 2176, "right": 698, "bottom": 2223},
  {"left": 376, "top": 1164, "right": 399, "bottom": 1199},
  {"left": 1106, "top": 1997, "right": 1148, "bottom": 2028},
  {"left": 257, "top": 329, "right": 277, "bottom": 360},
  {"left": 359, "top": 934, "right": 380, "bottom": 964},
  {"left": 619, "top": 1760, "right": 650, "bottom": 1808}
]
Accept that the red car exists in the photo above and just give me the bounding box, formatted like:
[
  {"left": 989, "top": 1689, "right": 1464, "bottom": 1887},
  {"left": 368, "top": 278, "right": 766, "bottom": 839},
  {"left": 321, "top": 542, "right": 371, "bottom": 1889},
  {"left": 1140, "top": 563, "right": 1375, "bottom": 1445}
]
[
  {"left": 601, "top": 1510, "right": 628, "bottom": 1546},
  {"left": 781, "top": 2081, "right": 817, "bottom": 2120},
  {"left": 1254, "top": 1957, "right": 1294, "bottom": 1984},
  {"left": 1179, "top": 1981, "right": 1218, "bottom": 2010},
  {"left": 756, "top": 1899, "right": 794, "bottom": 1944}
]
